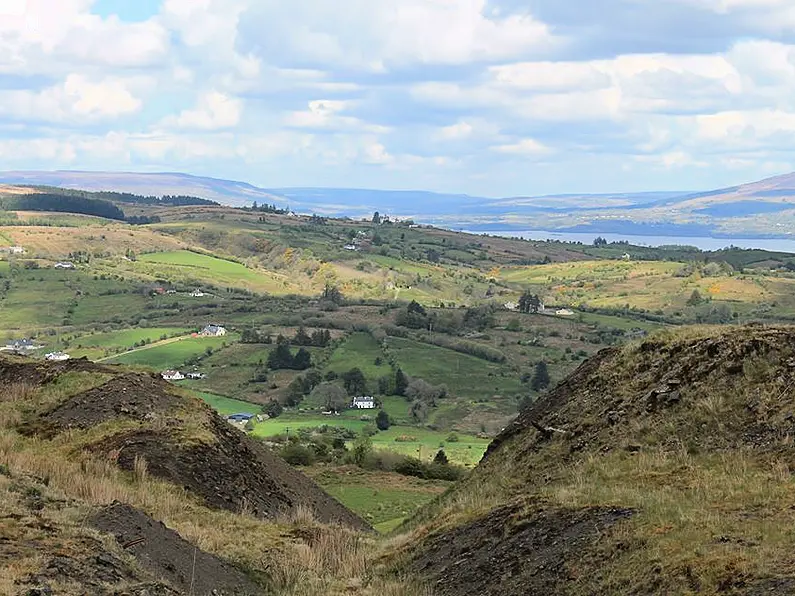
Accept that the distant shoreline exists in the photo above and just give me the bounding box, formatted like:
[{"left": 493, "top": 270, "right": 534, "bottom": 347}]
[{"left": 461, "top": 229, "right": 795, "bottom": 253}]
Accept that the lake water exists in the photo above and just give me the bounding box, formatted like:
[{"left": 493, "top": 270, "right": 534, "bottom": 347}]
[{"left": 470, "top": 230, "right": 795, "bottom": 253}]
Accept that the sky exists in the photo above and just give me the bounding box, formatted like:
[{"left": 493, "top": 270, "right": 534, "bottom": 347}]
[{"left": 1, "top": 0, "right": 795, "bottom": 197}]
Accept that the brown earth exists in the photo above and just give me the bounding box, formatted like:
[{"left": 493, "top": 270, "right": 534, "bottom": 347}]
[
  {"left": 93, "top": 416, "right": 371, "bottom": 531},
  {"left": 3, "top": 476, "right": 179, "bottom": 596},
  {"left": 90, "top": 502, "right": 263, "bottom": 595},
  {"left": 2, "top": 356, "right": 370, "bottom": 531},
  {"left": 408, "top": 502, "right": 632, "bottom": 596},
  {"left": 0, "top": 355, "right": 114, "bottom": 386},
  {"left": 404, "top": 326, "right": 795, "bottom": 595},
  {"left": 488, "top": 325, "right": 795, "bottom": 462},
  {"left": 22, "top": 373, "right": 184, "bottom": 437}
]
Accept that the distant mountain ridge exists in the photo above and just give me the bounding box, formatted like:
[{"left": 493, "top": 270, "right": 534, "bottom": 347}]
[
  {"left": 1, "top": 169, "right": 794, "bottom": 238},
  {"left": 0, "top": 170, "right": 689, "bottom": 214}
]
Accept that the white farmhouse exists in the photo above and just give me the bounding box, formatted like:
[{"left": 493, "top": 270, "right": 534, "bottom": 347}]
[
  {"left": 351, "top": 396, "right": 375, "bottom": 409},
  {"left": 45, "top": 352, "right": 71, "bottom": 361},
  {"left": 161, "top": 370, "right": 185, "bottom": 381},
  {"left": 4, "top": 338, "right": 40, "bottom": 352},
  {"left": 200, "top": 324, "right": 227, "bottom": 337}
]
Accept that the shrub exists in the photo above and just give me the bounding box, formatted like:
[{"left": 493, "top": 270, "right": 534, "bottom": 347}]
[
  {"left": 280, "top": 444, "right": 315, "bottom": 466},
  {"left": 264, "top": 400, "right": 283, "bottom": 418},
  {"left": 376, "top": 410, "right": 391, "bottom": 431}
]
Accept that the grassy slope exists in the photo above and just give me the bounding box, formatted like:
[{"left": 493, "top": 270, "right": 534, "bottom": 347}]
[
  {"left": 307, "top": 466, "right": 450, "bottom": 533},
  {"left": 0, "top": 356, "right": 429, "bottom": 596},
  {"left": 106, "top": 334, "right": 237, "bottom": 369},
  {"left": 385, "top": 337, "right": 522, "bottom": 399},
  {"left": 325, "top": 332, "right": 390, "bottom": 381},
  {"left": 136, "top": 250, "right": 295, "bottom": 294},
  {"left": 397, "top": 325, "right": 795, "bottom": 594}
]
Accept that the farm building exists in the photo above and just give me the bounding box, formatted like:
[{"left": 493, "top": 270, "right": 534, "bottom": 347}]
[
  {"left": 227, "top": 413, "right": 254, "bottom": 423},
  {"left": 555, "top": 308, "right": 575, "bottom": 316},
  {"left": 54, "top": 262, "right": 75, "bottom": 270},
  {"left": 6, "top": 246, "right": 25, "bottom": 255},
  {"left": 161, "top": 370, "right": 185, "bottom": 381},
  {"left": 4, "top": 338, "right": 40, "bottom": 352},
  {"left": 186, "top": 372, "right": 207, "bottom": 380},
  {"left": 200, "top": 324, "right": 227, "bottom": 337},
  {"left": 45, "top": 352, "right": 71, "bottom": 361},
  {"left": 190, "top": 289, "right": 206, "bottom": 297},
  {"left": 351, "top": 396, "right": 376, "bottom": 409}
]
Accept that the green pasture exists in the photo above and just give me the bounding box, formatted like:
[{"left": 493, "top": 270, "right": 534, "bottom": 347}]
[
  {"left": 72, "top": 327, "right": 188, "bottom": 349},
  {"left": 105, "top": 334, "right": 237, "bottom": 369},
  {"left": 187, "top": 388, "right": 261, "bottom": 416},
  {"left": 385, "top": 337, "right": 522, "bottom": 399},
  {"left": 310, "top": 468, "right": 448, "bottom": 532},
  {"left": 136, "top": 250, "right": 290, "bottom": 293},
  {"left": 249, "top": 414, "right": 488, "bottom": 466},
  {"left": 324, "top": 332, "right": 390, "bottom": 381}
]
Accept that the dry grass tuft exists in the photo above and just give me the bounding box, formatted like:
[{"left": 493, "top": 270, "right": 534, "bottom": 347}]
[{"left": 0, "top": 372, "right": 428, "bottom": 596}]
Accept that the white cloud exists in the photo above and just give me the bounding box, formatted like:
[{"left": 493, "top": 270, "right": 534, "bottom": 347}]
[
  {"left": 6, "top": 0, "right": 795, "bottom": 196},
  {"left": 163, "top": 91, "right": 243, "bottom": 130},
  {"left": 490, "top": 61, "right": 610, "bottom": 92},
  {"left": 435, "top": 119, "right": 502, "bottom": 142},
  {"left": 633, "top": 151, "right": 708, "bottom": 168},
  {"left": 438, "top": 121, "right": 474, "bottom": 140},
  {"left": 285, "top": 100, "right": 389, "bottom": 133},
  {"left": 0, "top": 1, "right": 168, "bottom": 74},
  {"left": 240, "top": 0, "right": 560, "bottom": 69},
  {"left": 492, "top": 138, "right": 552, "bottom": 155},
  {"left": 0, "top": 74, "right": 143, "bottom": 122},
  {"left": 363, "top": 142, "right": 394, "bottom": 165}
]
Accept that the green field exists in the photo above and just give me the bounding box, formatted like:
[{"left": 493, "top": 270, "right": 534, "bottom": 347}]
[
  {"left": 325, "top": 332, "right": 390, "bottom": 381},
  {"left": 250, "top": 414, "right": 488, "bottom": 466},
  {"left": 187, "top": 388, "right": 261, "bottom": 416},
  {"left": 385, "top": 337, "right": 522, "bottom": 399},
  {"left": 372, "top": 425, "right": 488, "bottom": 466},
  {"left": 251, "top": 415, "right": 367, "bottom": 437},
  {"left": 69, "top": 294, "right": 149, "bottom": 326},
  {"left": 136, "top": 250, "right": 291, "bottom": 293},
  {"left": 0, "top": 277, "right": 73, "bottom": 331},
  {"left": 309, "top": 466, "right": 449, "bottom": 533},
  {"left": 73, "top": 327, "right": 188, "bottom": 348},
  {"left": 106, "top": 335, "right": 237, "bottom": 369}
]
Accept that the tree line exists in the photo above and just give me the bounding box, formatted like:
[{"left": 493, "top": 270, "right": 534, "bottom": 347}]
[
  {"left": 0, "top": 194, "right": 126, "bottom": 220},
  {"left": 29, "top": 186, "right": 218, "bottom": 206}
]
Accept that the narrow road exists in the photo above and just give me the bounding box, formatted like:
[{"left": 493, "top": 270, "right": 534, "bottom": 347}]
[{"left": 96, "top": 334, "right": 192, "bottom": 362}]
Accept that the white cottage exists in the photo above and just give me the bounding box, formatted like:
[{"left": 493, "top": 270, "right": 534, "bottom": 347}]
[{"left": 351, "top": 396, "right": 375, "bottom": 409}]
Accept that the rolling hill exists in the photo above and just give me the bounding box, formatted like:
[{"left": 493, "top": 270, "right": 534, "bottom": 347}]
[
  {"left": 397, "top": 324, "right": 795, "bottom": 595},
  {"left": 1, "top": 169, "right": 795, "bottom": 237}
]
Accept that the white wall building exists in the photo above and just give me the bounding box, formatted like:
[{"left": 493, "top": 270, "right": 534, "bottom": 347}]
[{"left": 351, "top": 396, "right": 375, "bottom": 409}]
